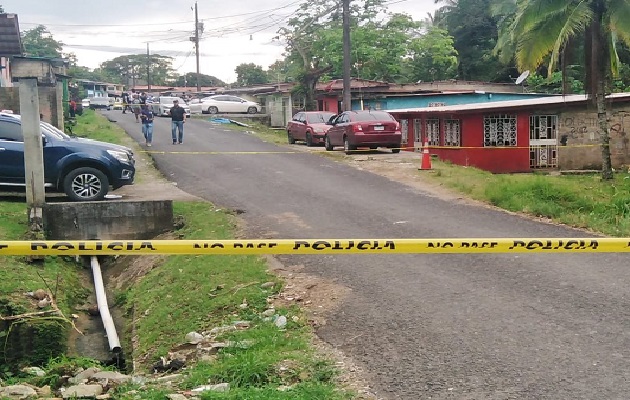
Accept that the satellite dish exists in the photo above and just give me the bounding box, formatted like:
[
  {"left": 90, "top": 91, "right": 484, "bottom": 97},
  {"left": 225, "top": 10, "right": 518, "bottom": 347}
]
[{"left": 515, "top": 70, "right": 530, "bottom": 85}]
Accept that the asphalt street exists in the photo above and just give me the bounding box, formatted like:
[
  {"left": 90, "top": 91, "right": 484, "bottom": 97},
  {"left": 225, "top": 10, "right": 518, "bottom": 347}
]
[{"left": 112, "top": 111, "right": 630, "bottom": 399}]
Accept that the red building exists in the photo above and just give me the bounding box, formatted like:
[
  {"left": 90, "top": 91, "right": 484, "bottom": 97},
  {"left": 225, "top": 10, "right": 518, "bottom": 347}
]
[{"left": 389, "top": 94, "right": 630, "bottom": 173}]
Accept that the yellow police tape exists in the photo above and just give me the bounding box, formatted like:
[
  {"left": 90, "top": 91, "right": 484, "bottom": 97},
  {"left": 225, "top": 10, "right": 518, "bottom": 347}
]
[{"left": 0, "top": 238, "right": 628, "bottom": 256}]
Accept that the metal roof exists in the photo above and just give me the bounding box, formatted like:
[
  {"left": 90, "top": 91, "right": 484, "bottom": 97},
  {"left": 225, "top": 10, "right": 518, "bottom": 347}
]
[
  {"left": 0, "top": 14, "right": 21, "bottom": 56},
  {"left": 387, "top": 93, "right": 630, "bottom": 114}
]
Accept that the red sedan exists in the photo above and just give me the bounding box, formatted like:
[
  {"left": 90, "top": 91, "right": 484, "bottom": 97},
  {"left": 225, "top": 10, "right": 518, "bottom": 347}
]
[
  {"left": 287, "top": 111, "right": 336, "bottom": 147},
  {"left": 324, "top": 110, "right": 402, "bottom": 154}
]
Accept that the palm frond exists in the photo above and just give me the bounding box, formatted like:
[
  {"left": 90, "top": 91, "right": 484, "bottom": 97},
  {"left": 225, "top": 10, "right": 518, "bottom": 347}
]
[
  {"left": 515, "top": 4, "right": 592, "bottom": 71},
  {"left": 548, "top": 2, "right": 593, "bottom": 73},
  {"left": 512, "top": 0, "right": 575, "bottom": 38},
  {"left": 608, "top": 0, "right": 630, "bottom": 45},
  {"left": 609, "top": 31, "right": 620, "bottom": 77}
]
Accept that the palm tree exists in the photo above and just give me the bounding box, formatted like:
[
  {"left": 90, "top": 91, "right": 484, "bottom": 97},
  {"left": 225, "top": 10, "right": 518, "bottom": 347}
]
[{"left": 507, "top": 0, "right": 630, "bottom": 179}]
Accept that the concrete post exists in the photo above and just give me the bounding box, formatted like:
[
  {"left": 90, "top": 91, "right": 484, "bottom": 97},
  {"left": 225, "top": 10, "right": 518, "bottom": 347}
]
[
  {"left": 19, "top": 78, "right": 45, "bottom": 233},
  {"left": 55, "top": 80, "right": 64, "bottom": 129}
]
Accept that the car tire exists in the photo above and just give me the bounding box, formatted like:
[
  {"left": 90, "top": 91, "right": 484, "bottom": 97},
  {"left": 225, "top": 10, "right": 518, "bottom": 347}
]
[
  {"left": 306, "top": 132, "right": 314, "bottom": 147},
  {"left": 247, "top": 106, "right": 257, "bottom": 114},
  {"left": 288, "top": 131, "right": 296, "bottom": 144},
  {"left": 369, "top": 146, "right": 377, "bottom": 150},
  {"left": 391, "top": 148, "right": 401, "bottom": 153},
  {"left": 63, "top": 167, "right": 109, "bottom": 201},
  {"left": 208, "top": 106, "right": 218, "bottom": 114},
  {"left": 344, "top": 137, "right": 355, "bottom": 155},
  {"left": 325, "top": 135, "right": 333, "bottom": 151}
]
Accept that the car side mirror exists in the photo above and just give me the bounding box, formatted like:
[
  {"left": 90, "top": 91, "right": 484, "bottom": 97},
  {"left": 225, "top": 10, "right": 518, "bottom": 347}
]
[{"left": 302, "top": 120, "right": 308, "bottom": 125}]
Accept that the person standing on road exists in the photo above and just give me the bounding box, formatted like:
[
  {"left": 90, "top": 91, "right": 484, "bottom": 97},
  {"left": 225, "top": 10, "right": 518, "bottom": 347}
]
[
  {"left": 170, "top": 99, "right": 186, "bottom": 144},
  {"left": 140, "top": 104, "right": 154, "bottom": 147},
  {"left": 69, "top": 99, "right": 77, "bottom": 118}
]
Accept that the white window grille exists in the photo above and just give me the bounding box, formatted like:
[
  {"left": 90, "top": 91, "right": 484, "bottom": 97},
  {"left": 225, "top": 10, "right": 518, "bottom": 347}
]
[
  {"left": 400, "top": 119, "right": 408, "bottom": 145},
  {"left": 444, "top": 119, "right": 461, "bottom": 147},
  {"left": 529, "top": 115, "right": 557, "bottom": 140},
  {"left": 428, "top": 102, "right": 446, "bottom": 107},
  {"left": 426, "top": 118, "right": 440, "bottom": 146},
  {"left": 413, "top": 119, "right": 421, "bottom": 142},
  {"left": 483, "top": 114, "right": 517, "bottom": 147}
]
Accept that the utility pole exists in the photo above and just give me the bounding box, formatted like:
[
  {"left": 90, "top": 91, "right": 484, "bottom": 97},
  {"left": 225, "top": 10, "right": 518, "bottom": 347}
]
[
  {"left": 342, "top": 0, "right": 351, "bottom": 111},
  {"left": 194, "top": 1, "right": 201, "bottom": 92},
  {"left": 19, "top": 78, "right": 45, "bottom": 234},
  {"left": 146, "top": 42, "right": 151, "bottom": 92}
]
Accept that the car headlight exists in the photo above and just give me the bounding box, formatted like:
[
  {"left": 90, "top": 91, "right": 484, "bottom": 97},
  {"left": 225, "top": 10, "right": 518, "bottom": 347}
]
[{"left": 107, "top": 150, "right": 130, "bottom": 162}]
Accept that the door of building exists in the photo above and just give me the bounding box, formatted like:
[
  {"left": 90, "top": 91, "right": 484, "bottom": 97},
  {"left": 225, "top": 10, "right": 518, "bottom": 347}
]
[{"left": 529, "top": 115, "right": 558, "bottom": 168}]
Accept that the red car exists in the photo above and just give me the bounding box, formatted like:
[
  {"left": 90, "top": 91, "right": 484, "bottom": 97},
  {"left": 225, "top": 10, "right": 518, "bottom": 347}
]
[
  {"left": 324, "top": 110, "right": 402, "bottom": 154},
  {"left": 287, "top": 111, "right": 336, "bottom": 147}
]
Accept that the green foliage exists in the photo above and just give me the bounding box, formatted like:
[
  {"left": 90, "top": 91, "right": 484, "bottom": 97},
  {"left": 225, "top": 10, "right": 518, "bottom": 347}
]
[
  {"left": 235, "top": 63, "right": 269, "bottom": 86},
  {"left": 21, "top": 25, "right": 63, "bottom": 58},
  {"left": 526, "top": 71, "right": 584, "bottom": 94},
  {"left": 99, "top": 54, "right": 175, "bottom": 86},
  {"left": 439, "top": 0, "right": 511, "bottom": 81},
  {"left": 405, "top": 26, "right": 458, "bottom": 82}
]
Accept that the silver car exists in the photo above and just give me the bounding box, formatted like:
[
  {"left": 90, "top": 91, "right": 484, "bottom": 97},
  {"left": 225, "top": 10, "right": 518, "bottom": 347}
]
[
  {"left": 189, "top": 95, "right": 260, "bottom": 114},
  {"left": 151, "top": 96, "right": 191, "bottom": 117}
]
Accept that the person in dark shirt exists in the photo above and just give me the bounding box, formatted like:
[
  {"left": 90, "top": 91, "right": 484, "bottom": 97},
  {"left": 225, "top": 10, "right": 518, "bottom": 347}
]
[
  {"left": 170, "top": 99, "right": 186, "bottom": 144},
  {"left": 140, "top": 105, "right": 154, "bottom": 146}
]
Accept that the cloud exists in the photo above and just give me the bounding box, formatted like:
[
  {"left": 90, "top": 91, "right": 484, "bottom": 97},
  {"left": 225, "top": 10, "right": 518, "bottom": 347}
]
[{"left": 5, "top": 0, "right": 436, "bottom": 83}]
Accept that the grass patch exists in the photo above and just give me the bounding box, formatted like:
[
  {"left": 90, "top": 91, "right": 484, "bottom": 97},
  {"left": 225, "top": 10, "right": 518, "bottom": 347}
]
[
  {"left": 0, "top": 201, "right": 89, "bottom": 373},
  {"left": 72, "top": 109, "right": 127, "bottom": 145},
  {"left": 122, "top": 202, "right": 350, "bottom": 398},
  {"left": 427, "top": 161, "right": 630, "bottom": 236}
]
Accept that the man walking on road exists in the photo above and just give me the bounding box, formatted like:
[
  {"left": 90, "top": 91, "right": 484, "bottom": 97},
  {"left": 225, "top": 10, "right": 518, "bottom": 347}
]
[
  {"left": 140, "top": 105, "right": 154, "bottom": 147},
  {"left": 170, "top": 99, "right": 186, "bottom": 144}
]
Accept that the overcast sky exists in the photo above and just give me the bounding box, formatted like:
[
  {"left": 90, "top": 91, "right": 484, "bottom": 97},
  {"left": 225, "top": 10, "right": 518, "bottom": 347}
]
[{"left": 2, "top": 0, "right": 438, "bottom": 83}]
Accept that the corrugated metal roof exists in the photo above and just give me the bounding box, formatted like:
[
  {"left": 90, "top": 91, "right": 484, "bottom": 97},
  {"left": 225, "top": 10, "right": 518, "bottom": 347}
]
[
  {"left": 388, "top": 93, "right": 630, "bottom": 114},
  {"left": 0, "top": 14, "right": 21, "bottom": 56}
]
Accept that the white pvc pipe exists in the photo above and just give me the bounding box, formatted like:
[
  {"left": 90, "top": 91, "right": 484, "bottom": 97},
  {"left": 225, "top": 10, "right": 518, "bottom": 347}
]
[{"left": 90, "top": 256, "right": 122, "bottom": 353}]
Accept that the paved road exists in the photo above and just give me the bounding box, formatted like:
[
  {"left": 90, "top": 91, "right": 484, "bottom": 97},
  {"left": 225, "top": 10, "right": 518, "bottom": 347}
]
[{"left": 112, "top": 111, "right": 630, "bottom": 399}]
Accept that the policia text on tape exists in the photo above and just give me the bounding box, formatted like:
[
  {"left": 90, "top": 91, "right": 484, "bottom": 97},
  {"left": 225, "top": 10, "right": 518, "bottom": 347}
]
[{"left": 0, "top": 238, "right": 628, "bottom": 256}]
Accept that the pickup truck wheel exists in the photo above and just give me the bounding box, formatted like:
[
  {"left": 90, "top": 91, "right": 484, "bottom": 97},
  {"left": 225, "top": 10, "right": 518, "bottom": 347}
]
[
  {"left": 63, "top": 167, "right": 109, "bottom": 201},
  {"left": 288, "top": 131, "right": 296, "bottom": 144},
  {"left": 325, "top": 135, "right": 333, "bottom": 151},
  {"left": 247, "top": 106, "right": 257, "bottom": 114},
  {"left": 208, "top": 106, "right": 218, "bottom": 114}
]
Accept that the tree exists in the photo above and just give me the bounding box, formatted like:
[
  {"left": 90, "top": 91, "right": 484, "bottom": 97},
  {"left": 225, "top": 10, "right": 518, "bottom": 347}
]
[
  {"left": 99, "top": 54, "right": 175, "bottom": 86},
  {"left": 404, "top": 26, "right": 458, "bottom": 82},
  {"left": 21, "top": 25, "right": 63, "bottom": 58},
  {"left": 311, "top": 13, "right": 423, "bottom": 83},
  {"left": 267, "top": 60, "right": 289, "bottom": 83},
  {"left": 437, "top": 0, "right": 513, "bottom": 81},
  {"left": 234, "top": 63, "right": 268, "bottom": 86},
  {"left": 171, "top": 72, "right": 225, "bottom": 87},
  {"left": 507, "top": 0, "right": 630, "bottom": 180}
]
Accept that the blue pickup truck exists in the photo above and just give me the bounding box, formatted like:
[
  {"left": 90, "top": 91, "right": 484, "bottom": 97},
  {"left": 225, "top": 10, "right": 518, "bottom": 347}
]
[{"left": 0, "top": 113, "right": 135, "bottom": 201}]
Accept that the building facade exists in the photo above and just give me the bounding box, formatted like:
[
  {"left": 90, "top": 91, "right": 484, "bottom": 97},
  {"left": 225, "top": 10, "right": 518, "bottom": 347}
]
[{"left": 389, "top": 94, "right": 630, "bottom": 173}]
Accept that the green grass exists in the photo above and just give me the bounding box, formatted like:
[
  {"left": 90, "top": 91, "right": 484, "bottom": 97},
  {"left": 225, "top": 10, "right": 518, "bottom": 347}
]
[
  {"left": 123, "top": 202, "right": 350, "bottom": 398},
  {"left": 72, "top": 109, "right": 128, "bottom": 145},
  {"left": 427, "top": 161, "right": 630, "bottom": 236}
]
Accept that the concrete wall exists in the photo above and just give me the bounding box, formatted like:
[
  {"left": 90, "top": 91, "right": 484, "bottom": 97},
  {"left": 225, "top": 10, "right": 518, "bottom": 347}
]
[
  {"left": 557, "top": 103, "right": 630, "bottom": 170},
  {"left": 43, "top": 200, "right": 174, "bottom": 240},
  {"left": 0, "top": 86, "right": 64, "bottom": 128}
]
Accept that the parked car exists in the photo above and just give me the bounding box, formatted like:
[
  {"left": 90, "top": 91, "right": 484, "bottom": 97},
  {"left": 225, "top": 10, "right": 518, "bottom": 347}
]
[
  {"left": 189, "top": 95, "right": 260, "bottom": 114},
  {"left": 287, "top": 111, "right": 336, "bottom": 147},
  {"left": 0, "top": 113, "right": 135, "bottom": 201},
  {"left": 112, "top": 98, "right": 124, "bottom": 110},
  {"left": 81, "top": 98, "right": 90, "bottom": 109},
  {"left": 324, "top": 110, "right": 402, "bottom": 155},
  {"left": 151, "top": 96, "right": 191, "bottom": 118},
  {"left": 88, "top": 97, "right": 111, "bottom": 110}
]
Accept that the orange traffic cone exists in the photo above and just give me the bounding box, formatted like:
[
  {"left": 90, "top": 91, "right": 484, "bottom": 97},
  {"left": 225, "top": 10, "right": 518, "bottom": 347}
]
[{"left": 419, "top": 141, "right": 432, "bottom": 170}]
